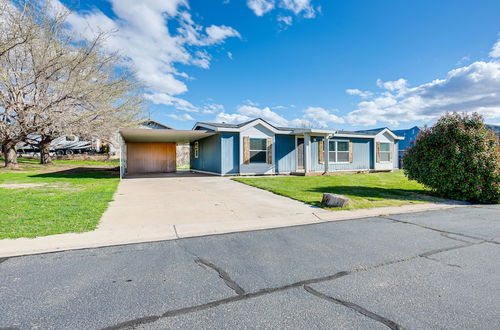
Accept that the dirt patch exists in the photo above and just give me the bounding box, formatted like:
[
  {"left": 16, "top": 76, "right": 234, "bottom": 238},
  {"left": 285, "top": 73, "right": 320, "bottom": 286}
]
[{"left": 0, "top": 183, "right": 47, "bottom": 189}]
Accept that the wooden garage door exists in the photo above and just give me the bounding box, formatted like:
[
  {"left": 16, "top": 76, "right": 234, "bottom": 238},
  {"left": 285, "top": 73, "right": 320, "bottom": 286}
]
[{"left": 127, "top": 142, "right": 176, "bottom": 174}]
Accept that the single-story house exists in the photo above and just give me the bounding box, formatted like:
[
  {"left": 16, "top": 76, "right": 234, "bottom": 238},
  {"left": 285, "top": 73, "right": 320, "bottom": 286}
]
[{"left": 118, "top": 118, "right": 403, "bottom": 177}]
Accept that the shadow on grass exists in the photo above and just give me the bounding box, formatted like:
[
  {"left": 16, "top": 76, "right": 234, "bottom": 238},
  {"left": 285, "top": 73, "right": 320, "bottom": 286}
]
[
  {"left": 31, "top": 167, "right": 119, "bottom": 179},
  {"left": 306, "top": 185, "right": 442, "bottom": 203}
]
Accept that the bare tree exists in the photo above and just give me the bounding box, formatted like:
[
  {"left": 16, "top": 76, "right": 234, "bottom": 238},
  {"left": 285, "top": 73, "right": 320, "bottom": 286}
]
[{"left": 0, "top": 0, "right": 144, "bottom": 167}]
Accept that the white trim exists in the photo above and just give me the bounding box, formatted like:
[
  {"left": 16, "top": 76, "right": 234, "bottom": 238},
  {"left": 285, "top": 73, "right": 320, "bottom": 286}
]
[
  {"left": 248, "top": 137, "right": 267, "bottom": 164},
  {"left": 193, "top": 119, "right": 293, "bottom": 134},
  {"left": 333, "top": 134, "right": 376, "bottom": 139},
  {"left": 378, "top": 141, "right": 392, "bottom": 162},
  {"left": 326, "top": 168, "right": 371, "bottom": 172},
  {"left": 292, "top": 128, "right": 337, "bottom": 135},
  {"left": 238, "top": 119, "right": 284, "bottom": 134},
  {"left": 194, "top": 141, "right": 199, "bottom": 158},
  {"left": 328, "top": 139, "right": 350, "bottom": 164}
]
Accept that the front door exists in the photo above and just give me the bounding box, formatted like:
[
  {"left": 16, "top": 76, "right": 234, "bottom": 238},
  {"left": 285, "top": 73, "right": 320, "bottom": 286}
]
[{"left": 297, "top": 138, "right": 304, "bottom": 169}]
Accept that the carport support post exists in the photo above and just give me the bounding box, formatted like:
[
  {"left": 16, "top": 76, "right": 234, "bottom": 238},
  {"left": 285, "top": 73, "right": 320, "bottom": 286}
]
[
  {"left": 324, "top": 135, "right": 329, "bottom": 173},
  {"left": 304, "top": 134, "right": 310, "bottom": 174}
]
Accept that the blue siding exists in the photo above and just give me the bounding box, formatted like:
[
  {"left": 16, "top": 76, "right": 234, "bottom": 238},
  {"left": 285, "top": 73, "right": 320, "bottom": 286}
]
[
  {"left": 310, "top": 136, "right": 325, "bottom": 172},
  {"left": 190, "top": 134, "right": 221, "bottom": 174},
  {"left": 220, "top": 133, "right": 239, "bottom": 174},
  {"left": 310, "top": 137, "right": 373, "bottom": 171},
  {"left": 275, "top": 134, "right": 296, "bottom": 173},
  {"left": 393, "top": 126, "right": 420, "bottom": 151}
]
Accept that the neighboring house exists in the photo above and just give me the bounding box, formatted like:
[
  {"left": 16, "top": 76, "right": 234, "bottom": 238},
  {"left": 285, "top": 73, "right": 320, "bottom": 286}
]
[
  {"left": 486, "top": 124, "right": 500, "bottom": 139},
  {"left": 392, "top": 126, "right": 421, "bottom": 167},
  {"left": 117, "top": 118, "right": 403, "bottom": 177},
  {"left": 139, "top": 120, "right": 172, "bottom": 130}
]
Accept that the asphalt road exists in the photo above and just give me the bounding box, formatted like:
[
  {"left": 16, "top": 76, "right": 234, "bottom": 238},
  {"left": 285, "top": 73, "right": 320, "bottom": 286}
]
[{"left": 1, "top": 205, "right": 499, "bottom": 329}]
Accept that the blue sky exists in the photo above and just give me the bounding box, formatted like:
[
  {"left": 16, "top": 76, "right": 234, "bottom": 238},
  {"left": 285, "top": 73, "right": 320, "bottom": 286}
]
[{"left": 58, "top": 0, "right": 500, "bottom": 130}]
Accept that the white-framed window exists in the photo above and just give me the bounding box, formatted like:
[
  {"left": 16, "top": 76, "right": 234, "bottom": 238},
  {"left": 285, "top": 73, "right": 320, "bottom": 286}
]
[
  {"left": 328, "top": 140, "right": 349, "bottom": 163},
  {"left": 249, "top": 138, "right": 267, "bottom": 163},
  {"left": 194, "top": 141, "right": 199, "bottom": 158},
  {"left": 379, "top": 142, "right": 391, "bottom": 162}
]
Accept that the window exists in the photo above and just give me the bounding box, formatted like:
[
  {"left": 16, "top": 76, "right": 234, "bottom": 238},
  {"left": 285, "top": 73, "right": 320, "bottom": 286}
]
[
  {"left": 249, "top": 138, "right": 267, "bottom": 163},
  {"left": 328, "top": 140, "right": 350, "bottom": 163},
  {"left": 194, "top": 141, "right": 199, "bottom": 158},
  {"left": 379, "top": 142, "right": 391, "bottom": 162}
]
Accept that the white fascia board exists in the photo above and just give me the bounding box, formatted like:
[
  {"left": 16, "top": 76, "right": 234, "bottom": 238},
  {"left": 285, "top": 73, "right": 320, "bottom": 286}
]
[
  {"left": 238, "top": 118, "right": 282, "bottom": 134},
  {"left": 378, "top": 128, "right": 404, "bottom": 140},
  {"left": 292, "top": 129, "right": 337, "bottom": 135},
  {"left": 192, "top": 123, "right": 218, "bottom": 131},
  {"left": 332, "top": 133, "right": 376, "bottom": 139}
]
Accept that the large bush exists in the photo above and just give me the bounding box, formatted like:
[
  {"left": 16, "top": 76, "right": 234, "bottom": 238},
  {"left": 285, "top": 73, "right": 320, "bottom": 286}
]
[{"left": 403, "top": 113, "right": 500, "bottom": 204}]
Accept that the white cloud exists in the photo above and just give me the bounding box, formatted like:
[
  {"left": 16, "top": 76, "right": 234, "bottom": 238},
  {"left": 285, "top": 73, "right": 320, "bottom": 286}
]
[
  {"left": 277, "top": 15, "right": 293, "bottom": 26},
  {"left": 145, "top": 93, "right": 198, "bottom": 112},
  {"left": 204, "top": 25, "right": 241, "bottom": 44},
  {"left": 215, "top": 104, "right": 342, "bottom": 128},
  {"left": 243, "top": 99, "right": 260, "bottom": 106},
  {"left": 202, "top": 103, "right": 224, "bottom": 114},
  {"left": 490, "top": 38, "right": 500, "bottom": 58},
  {"left": 346, "top": 88, "right": 373, "bottom": 99},
  {"left": 346, "top": 48, "right": 500, "bottom": 126},
  {"left": 280, "top": 0, "right": 315, "bottom": 18},
  {"left": 247, "top": 0, "right": 275, "bottom": 16},
  {"left": 247, "top": 0, "right": 317, "bottom": 19},
  {"left": 227, "top": 51, "right": 233, "bottom": 59},
  {"left": 238, "top": 105, "right": 291, "bottom": 126},
  {"left": 303, "top": 107, "right": 344, "bottom": 127},
  {"left": 376, "top": 78, "right": 407, "bottom": 91},
  {"left": 215, "top": 112, "right": 251, "bottom": 124},
  {"left": 168, "top": 113, "right": 194, "bottom": 121},
  {"left": 50, "top": 0, "right": 240, "bottom": 110}
]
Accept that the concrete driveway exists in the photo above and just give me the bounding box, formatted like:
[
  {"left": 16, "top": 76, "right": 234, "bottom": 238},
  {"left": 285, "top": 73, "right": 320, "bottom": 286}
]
[
  {"left": 0, "top": 171, "right": 465, "bottom": 258},
  {"left": 99, "top": 172, "right": 325, "bottom": 230}
]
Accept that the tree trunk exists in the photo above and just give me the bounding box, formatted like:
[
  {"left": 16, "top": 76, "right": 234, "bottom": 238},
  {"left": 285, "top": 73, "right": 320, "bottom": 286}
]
[
  {"left": 39, "top": 137, "right": 53, "bottom": 164},
  {"left": 4, "top": 142, "right": 18, "bottom": 168}
]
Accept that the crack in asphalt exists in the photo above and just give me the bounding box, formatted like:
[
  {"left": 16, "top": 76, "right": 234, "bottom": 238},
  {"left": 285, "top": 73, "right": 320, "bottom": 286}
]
[
  {"left": 418, "top": 242, "right": 479, "bottom": 258},
  {"left": 381, "top": 216, "right": 498, "bottom": 244},
  {"left": 101, "top": 241, "right": 479, "bottom": 330},
  {"left": 303, "top": 285, "right": 406, "bottom": 330},
  {"left": 440, "top": 232, "right": 474, "bottom": 243},
  {"left": 195, "top": 258, "right": 245, "bottom": 295},
  {"left": 101, "top": 270, "right": 350, "bottom": 330},
  {"left": 175, "top": 240, "right": 247, "bottom": 295},
  {"left": 422, "top": 256, "right": 462, "bottom": 268}
]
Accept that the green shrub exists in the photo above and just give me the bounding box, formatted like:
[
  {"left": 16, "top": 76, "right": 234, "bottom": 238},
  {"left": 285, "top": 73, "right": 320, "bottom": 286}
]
[{"left": 403, "top": 113, "right": 500, "bottom": 204}]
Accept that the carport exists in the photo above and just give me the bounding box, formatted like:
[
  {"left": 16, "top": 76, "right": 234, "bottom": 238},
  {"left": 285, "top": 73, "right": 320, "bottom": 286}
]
[{"left": 119, "top": 128, "right": 215, "bottom": 177}]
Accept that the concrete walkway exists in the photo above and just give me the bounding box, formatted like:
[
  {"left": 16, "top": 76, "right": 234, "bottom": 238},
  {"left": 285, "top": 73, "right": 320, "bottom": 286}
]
[{"left": 0, "top": 172, "right": 467, "bottom": 257}]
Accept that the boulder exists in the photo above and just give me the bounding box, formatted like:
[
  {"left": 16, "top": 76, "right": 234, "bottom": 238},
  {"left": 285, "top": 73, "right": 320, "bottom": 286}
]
[{"left": 321, "top": 193, "right": 350, "bottom": 207}]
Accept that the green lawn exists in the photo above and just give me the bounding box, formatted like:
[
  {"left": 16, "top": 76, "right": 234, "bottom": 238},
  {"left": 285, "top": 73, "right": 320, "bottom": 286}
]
[
  {"left": 0, "top": 157, "right": 119, "bottom": 166},
  {"left": 0, "top": 168, "right": 119, "bottom": 239},
  {"left": 234, "top": 171, "right": 445, "bottom": 210}
]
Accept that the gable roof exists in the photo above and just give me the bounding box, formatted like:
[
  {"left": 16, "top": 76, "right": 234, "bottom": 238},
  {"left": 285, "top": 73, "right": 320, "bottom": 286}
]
[
  {"left": 354, "top": 127, "right": 389, "bottom": 135},
  {"left": 193, "top": 118, "right": 291, "bottom": 133}
]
